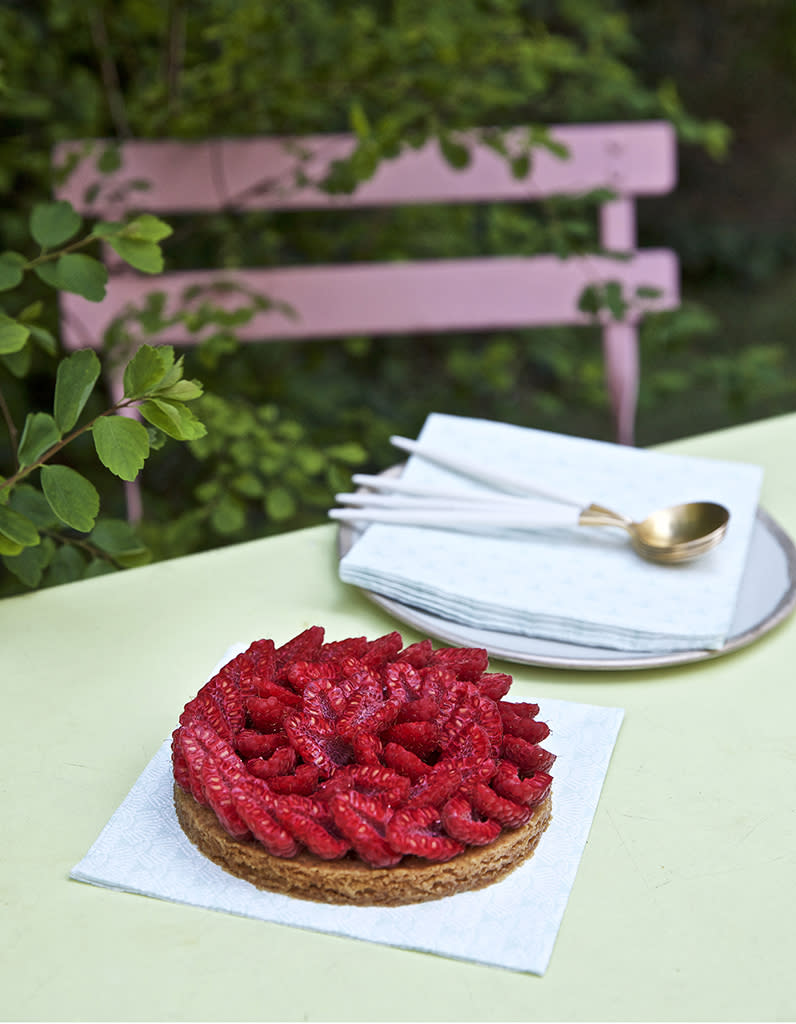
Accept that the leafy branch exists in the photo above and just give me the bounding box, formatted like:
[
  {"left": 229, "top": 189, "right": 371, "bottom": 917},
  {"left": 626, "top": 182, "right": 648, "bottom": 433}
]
[{"left": 0, "top": 199, "right": 206, "bottom": 589}]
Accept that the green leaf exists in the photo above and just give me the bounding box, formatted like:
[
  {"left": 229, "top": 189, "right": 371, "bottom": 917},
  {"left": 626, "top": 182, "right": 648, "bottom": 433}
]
[
  {"left": 349, "top": 100, "right": 371, "bottom": 139},
  {"left": 30, "top": 200, "right": 82, "bottom": 248},
  {"left": 18, "top": 300, "right": 43, "bottom": 321},
  {"left": 0, "top": 251, "right": 26, "bottom": 291},
  {"left": 122, "top": 344, "right": 170, "bottom": 397},
  {"left": 9, "top": 484, "right": 59, "bottom": 528},
  {"left": 92, "top": 415, "right": 150, "bottom": 480},
  {"left": 210, "top": 492, "right": 247, "bottom": 534},
  {"left": 1, "top": 346, "right": 32, "bottom": 379},
  {"left": 44, "top": 543, "right": 86, "bottom": 585},
  {"left": 326, "top": 441, "right": 367, "bottom": 464},
  {"left": 0, "top": 504, "right": 40, "bottom": 549},
  {"left": 0, "top": 315, "right": 30, "bottom": 354},
  {"left": 91, "top": 219, "right": 124, "bottom": 239},
  {"left": 2, "top": 538, "right": 54, "bottom": 587},
  {"left": 124, "top": 214, "right": 172, "bottom": 243},
  {"left": 17, "top": 412, "right": 61, "bottom": 468},
  {"left": 32, "top": 262, "right": 61, "bottom": 289},
  {"left": 439, "top": 134, "right": 470, "bottom": 170},
  {"left": 55, "top": 253, "right": 108, "bottom": 301},
  {"left": 0, "top": 535, "right": 23, "bottom": 557},
  {"left": 54, "top": 348, "right": 101, "bottom": 433},
  {"left": 40, "top": 465, "right": 100, "bottom": 532},
  {"left": 97, "top": 144, "right": 122, "bottom": 174},
  {"left": 28, "top": 324, "right": 58, "bottom": 357},
  {"left": 510, "top": 153, "right": 531, "bottom": 179},
  {"left": 138, "top": 398, "right": 207, "bottom": 441},
  {"left": 153, "top": 377, "right": 204, "bottom": 402},
  {"left": 88, "top": 518, "right": 149, "bottom": 566},
  {"left": 264, "top": 486, "right": 296, "bottom": 521},
  {"left": 106, "top": 236, "right": 164, "bottom": 274}
]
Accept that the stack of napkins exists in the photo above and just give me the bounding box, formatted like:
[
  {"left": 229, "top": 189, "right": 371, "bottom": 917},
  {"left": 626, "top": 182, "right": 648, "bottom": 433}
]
[{"left": 338, "top": 414, "right": 763, "bottom": 653}]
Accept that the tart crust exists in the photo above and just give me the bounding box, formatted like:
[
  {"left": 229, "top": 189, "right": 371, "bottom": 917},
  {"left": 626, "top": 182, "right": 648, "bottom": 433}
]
[{"left": 174, "top": 782, "right": 552, "bottom": 906}]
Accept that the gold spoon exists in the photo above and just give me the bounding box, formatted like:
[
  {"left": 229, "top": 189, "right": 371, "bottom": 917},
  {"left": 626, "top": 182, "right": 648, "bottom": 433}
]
[
  {"left": 576, "top": 501, "right": 730, "bottom": 564},
  {"left": 359, "top": 437, "right": 733, "bottom": 565}
]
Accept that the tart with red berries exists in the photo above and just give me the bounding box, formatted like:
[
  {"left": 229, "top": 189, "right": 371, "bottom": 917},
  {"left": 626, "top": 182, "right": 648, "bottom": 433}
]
[{"left": 172, "top": 627, "right": 553, "bottom": 906}]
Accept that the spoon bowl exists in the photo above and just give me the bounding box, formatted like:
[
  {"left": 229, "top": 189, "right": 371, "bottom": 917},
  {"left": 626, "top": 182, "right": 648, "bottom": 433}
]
[{"left": 578, "top": 501, "right": 730, "bottom": 563}]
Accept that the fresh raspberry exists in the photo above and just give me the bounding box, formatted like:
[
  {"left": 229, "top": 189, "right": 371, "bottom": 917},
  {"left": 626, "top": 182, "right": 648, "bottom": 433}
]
[
  {"left": 175, "top": 728, "right": 208, "bottom": 804},
  {"left": 441, "top": 795, "right": 502, "bottom": 846},
  {"left": 231, "top": 782, "right": 299, "bottom": 857},
  {"left": 469, "top": 781, "right": 532, "bottom": 828},
  {"left": 266, "top": 763, "right": 320, "bottom": 796},
  {"left": 287, "top": 659, "right": 337, "bottom": 694},
  {"left": 492, "top": 761, "right": 553, "bottom": 807},
  {"left": 436, "top": 679, "right": 479, "bottom": 748},
  {"left": 429, "top": 645, "right": 489, "bottom": 681},
  {"left": 359, "top": 631, "right": 404, "bottom": 669},
  {"left": 335, "top": 663, "right": 402, "bottom": 739},
  {"left": 383, "top": 661, "right": 424, "bottom": 701},
  {"left": 500, "top": 734, "right": 556, "bottom": 774},
  {"left": 382, "top": 720, "right": 439, "bottom": 760},
  {"left": 180, "top": 687, "right": 234, "bottom": 741},
  {"left": 171, "top": 728, "right": 193, "bottom": 792},
  {"left": 283, "top": 712, "right": 353, "bottom": 778},
  {"left": 386, "top": 805, "right": 464, "bottom": 862},
  {"left": 347, "top": 763, "right": 411, "bottom": 803},
  {"left": 239, "top": 638, "right": 277, "bottom": 696},
  {"left": 505, "top": 700, "right": 541, "bottom": 718},
  {"left": 498, "top": 701, "right": 550, "bottom": 743},
  {"left": 318, "top": 636, "right": 369, "bottom": 662},
  {"left": 407, "top": 759, "right": 463, "bottom": 808},
  {"left": 328, "top": 790, "right": 402, "bottom": 867},
  {"left": 275, "top": 625, "right": 325, "bottom": 673},
  {"left": 235, "top": 729, "right": 287, "bottom": 760},
  {"left": 210, "top": 671, "right": 247, "bottom": 732},
  {"left": 418, "top": 665, "right": 458, "bottom": 704},
  {"left": 245, "top": 745, "right": 297, "bottom": 779},
  {"left": 247, "top": 694, "right": 291, "bottom": 733},
  {"left": 476, "top": 671, "right": 512, "bottom": 700},
  {"left": 301, "top": 675, "right": 348, "bottom": 727},
  {"left": 187, "top": 719, "right": 242, "bottom": 775},
  {"left": 201, "top": 759, "right": 250, "bottom": 837},
  {"left": 383, "top": 741, "right": 429, "bottom": 782},
  {"left": 252, "top": 677, "right": 303, "bottom": 708},
  {"left": 395, "top": 638, "right": 434, "bottom": 668},
  {"left": 394, "top": 695, "right": 439, "bottom": 723},
  {"left": 445, "top": 722, "right": 496, "bottom": 785},
  {"left": 350, "top": 730, "right": 383, "bottom": 766},
  {"left": 472, "top": 694, "right": 504, "bottom": 750},
  {"left": 270, "top": 794, "right": 350, "bottom": 858}
]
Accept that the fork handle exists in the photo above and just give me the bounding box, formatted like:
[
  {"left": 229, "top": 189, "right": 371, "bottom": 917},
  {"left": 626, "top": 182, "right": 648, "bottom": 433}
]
[
  {"left": 390, "top": 435, "right": 583, "bottom": 507},
  {"left": 329, "top": 503, "right": 581, "bottom": 530}
]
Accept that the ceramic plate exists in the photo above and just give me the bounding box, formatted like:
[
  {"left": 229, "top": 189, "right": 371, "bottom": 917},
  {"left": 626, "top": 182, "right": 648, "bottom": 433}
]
[{"left": 336, "top": 486, "right": 796, "bottom": 670}]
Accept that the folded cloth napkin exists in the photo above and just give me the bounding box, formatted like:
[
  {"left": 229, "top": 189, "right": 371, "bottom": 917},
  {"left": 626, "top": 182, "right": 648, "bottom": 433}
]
[
  {"left": 339, "top": 413, "right": 763, "bottom": 653},
  {"left": 70, "top": 647, "right": 623, "bottom": 976}
]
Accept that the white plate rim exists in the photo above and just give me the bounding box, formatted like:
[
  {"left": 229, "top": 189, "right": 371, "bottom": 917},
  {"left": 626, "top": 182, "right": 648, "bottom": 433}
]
[{"left": 335, "top": 473, "right": 796, "bottom": 671}]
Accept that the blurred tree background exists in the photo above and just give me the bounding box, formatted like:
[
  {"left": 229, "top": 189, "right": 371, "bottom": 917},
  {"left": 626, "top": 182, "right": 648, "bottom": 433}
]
[{"left": 1, "top": 0, "right": 795, "bottom": 589}]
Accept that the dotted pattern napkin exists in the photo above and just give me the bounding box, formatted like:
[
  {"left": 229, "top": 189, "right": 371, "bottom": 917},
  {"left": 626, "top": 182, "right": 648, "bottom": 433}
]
[{"left": 339, "top": 414, "right": 763, "bottom": 653}]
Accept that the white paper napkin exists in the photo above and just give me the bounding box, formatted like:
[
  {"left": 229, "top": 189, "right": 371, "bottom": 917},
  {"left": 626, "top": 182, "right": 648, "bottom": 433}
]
[
  {"left": 339, "top": 414, "right": 763, "bottom": 653},
  {"left": 71, "top": 687, "right": 623, "bottom": 976}
]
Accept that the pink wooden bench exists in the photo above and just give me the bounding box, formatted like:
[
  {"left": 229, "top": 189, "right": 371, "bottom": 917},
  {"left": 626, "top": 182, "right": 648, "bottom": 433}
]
[{"left": 55, "top": 121, "right": 679, "bottom": 456}]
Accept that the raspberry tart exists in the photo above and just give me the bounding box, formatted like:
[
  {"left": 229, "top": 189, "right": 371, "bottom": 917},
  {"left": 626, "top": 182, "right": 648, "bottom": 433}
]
[{"left": 172, "top": 627, "right": 554, "bottom": 906}]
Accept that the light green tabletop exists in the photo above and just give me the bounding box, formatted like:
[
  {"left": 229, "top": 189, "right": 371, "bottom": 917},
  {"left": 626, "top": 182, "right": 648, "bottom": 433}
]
[{"left": 3, "top": 412, "right": 796, "bottom": 1022}]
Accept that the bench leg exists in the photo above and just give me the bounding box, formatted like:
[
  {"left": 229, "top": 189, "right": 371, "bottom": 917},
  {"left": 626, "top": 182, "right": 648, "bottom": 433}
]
[{"left": 602, "top": 321, "right": 639, "bottom": 446}]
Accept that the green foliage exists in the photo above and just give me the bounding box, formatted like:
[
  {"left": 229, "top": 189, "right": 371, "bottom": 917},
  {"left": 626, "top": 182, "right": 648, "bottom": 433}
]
[
  {"left": 0, "top": 201, "right": 205, "bottom": 592},
  {"left": 137, "top": 393, "right": 367, "bottom": 559},
  {"left": 3, "top": 0, "right": 789, "bottom": 593}
]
